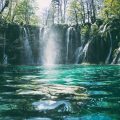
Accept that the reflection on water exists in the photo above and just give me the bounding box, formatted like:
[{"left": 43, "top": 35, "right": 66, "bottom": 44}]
[
  {"left": 32, "top": 100, "right": 71, "bottom": 111},
  {"left": 0, "top": 65, "right": 120, "bottom": 120}
]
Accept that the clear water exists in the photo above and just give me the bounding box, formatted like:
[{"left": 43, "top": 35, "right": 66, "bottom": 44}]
[{"left": 0, "top": 65, "right": 120, "bottom": 120}]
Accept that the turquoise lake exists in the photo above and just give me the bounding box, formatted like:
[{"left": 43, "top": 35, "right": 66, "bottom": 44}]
[{"left": 0, "top": 65, "right": 120, "bottom": 120}]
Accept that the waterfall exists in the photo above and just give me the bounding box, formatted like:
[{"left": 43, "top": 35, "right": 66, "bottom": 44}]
[
  {"left": 105, "top": 31, "right": 113, "bottom": 64},
  {"left": 23, "top": 27, "right": 34, "bottom": 65},
  {"left": 3, "top": 37, "right": 8, "bottom": 65},
  {"left": 66, "top": 27, "right": 75, "bottom": 63},
  {"left": 37, "top": 27, "right": 44, "bottom": 64},
  {"left": 66, "top": 27, "right": 70, "bottom": 63},
  {"left": 3, "top": 54, "right": 8, "bottom": 65},
  {"left": 101, "top": 24, "right": 108, "bottom": 34},
  {"left": 42, "top": 28, "right": 59, "bottom": 66},
  {"left": 112, "top": 47, "right": 120, "bottom": 64},
  {"left": 83, "top": 41, "right": 90, "bottom": 62},
  {"left": 112, "top": 53, "right": 118, "bottom": 64},
  {"left": 75, "top": 47, "right": 83, "bottom": 64}
]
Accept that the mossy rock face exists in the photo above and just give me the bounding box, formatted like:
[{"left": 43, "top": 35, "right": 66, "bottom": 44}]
[
  {"left": 6, "top": 23, "right": 20, "bottom": 41},
  {"left": 5, "top": 23, "right": 21, "bottom": 65},
  {"left": 84, "top": 38, "right": 107, "bottom": 64},
  {"left": 0, "top": 18, "right": 120, "bottom": 65},
  {"left": 96, "top": 19, "right": 103, "bottom": 27},
  {"left": 0, "top": 18, "right": 7, "bottom": 34},
  {"left": 50, "top": 24, "right": 68, "bottom": 37}
]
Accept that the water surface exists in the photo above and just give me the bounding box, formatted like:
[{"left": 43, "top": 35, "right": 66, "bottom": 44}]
[{"left": 0, "top": 65, "right": 120, "bottom": 120}]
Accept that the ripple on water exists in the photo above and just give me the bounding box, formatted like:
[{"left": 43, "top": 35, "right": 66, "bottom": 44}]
[
  {"left": 64, "top": 113, "right": 112, "bottom": 120},
  {"left": 0, "top": 65, "right": 120, "bottom": 119}
]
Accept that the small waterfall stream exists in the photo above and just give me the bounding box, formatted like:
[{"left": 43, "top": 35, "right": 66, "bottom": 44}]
[
  {"left": 37, "top": 27, "right": 44, "bottom": 64},
  {"left": 66, "top": 27, "right": 71, "bottom": 63},
  {"left": 23, "top": 27, "right": 34, "bottom": 65},
  {"left": 82, "top": 41, "right": 90, "bottom": 62},
  {"left": 112, "top": 47, "right": 120, "bottom": 64},
  {"left": 75, "top": 46, "right": 83, "bottom": 64},
  {"left": 101, "top": 24, "right": 108, "bottom": 34},
  {"left": 3, "top": 36, "right": 8, "bottom": 65},
  {"left": 105, "top": 31, "right": 113, "bottom": 64},
  {"left": 66, "top": 27, "right": 75, "bottom": 63}
]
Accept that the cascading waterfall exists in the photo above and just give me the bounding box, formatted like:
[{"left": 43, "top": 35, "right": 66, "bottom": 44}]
[
  {"left": 75, "top": 46, "right": 83, "bottom": 64},
  {"left": 37, "top": 27, "right": 44, "bottom": 64},
  {"left": 112, "top": 47, "right": 120, "bottom": 64},
  {"left": 105, "top": 31, "right": 113, "bottom": 64},
  {"left": 3, "top": 37, "right": 8, "bottom": 65},
  {"left": 66, "top": 27, "right": 70, "bottom": 63},
  {"left": 1, "top": 18, "right": 120, "bottom": 65},
  {"left": 82, "top": 41, "right": 90, "bottom": 62},
  {"left": 66, "top": 27, "right": 75, "bottom": 63},
  {"left": 45, "top": 38, "right": 56, "bottom": 65},
  {"left": 42, "top": 28, "right": 59, "bottom": 66},
  {"left": 101, "top": 24, "right": 108, "bottom": 34},
  {"left": 23, "top": 27, "right": 34, "bottom": 65}
]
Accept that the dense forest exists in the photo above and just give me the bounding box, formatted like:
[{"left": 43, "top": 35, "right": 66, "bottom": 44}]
[{"left": 0, "top": 0, "right": 120, "bottom": 65}]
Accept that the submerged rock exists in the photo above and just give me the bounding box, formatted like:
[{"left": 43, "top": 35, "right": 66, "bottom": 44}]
[{"left": 112, "top": 47, "right": 120, "bottom": 64}]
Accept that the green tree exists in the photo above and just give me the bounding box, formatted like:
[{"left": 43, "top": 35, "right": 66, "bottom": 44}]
[
  {"left": 67, "top": 0, "right": 82, "bottom": 25},
  {"left": 12, "top": 0, "right": 38, "bottom": 24},
  {"left": 103, "top": 0, "right": 120, "bottom": 19},
  {"left": 1, "top": 0, "right": 38, "bottom": 25}
]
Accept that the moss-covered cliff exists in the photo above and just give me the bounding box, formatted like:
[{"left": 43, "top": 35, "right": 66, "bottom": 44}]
[{"left": 0, "top": 17, "right": 120, "bottom": 65}]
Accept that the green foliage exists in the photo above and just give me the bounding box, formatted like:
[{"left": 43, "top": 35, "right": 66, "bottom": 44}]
[
  {"left": 2, "top": 0, "right": 38, "bottom": 25},
  {"left": 91, "top": 23, "right": 99, "bottom": 35},
  {"left": 67, "top": 0, "right": 82, "bottom": 24},
  {"left": 13, "top": 0, "right": 38, "bottom": 24},
  {"left": 102, "top": 0, "right": 120, "bottom": 19},
  {"left": 81, "top": 24, "right": 91, "bottom": 36}
]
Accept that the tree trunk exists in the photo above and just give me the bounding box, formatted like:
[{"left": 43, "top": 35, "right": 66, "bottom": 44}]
[
  {"left": 59, "top": 0, "right": 62, "bottom": 23},
  {"left": 86, "top": 2, "right": 90, "bottom": 23},
  {"left": 81, "top": 0, "right": 85, "bottom": 24},
  {"left": 63, "top": 0, "right": 67, "bottom": 23},
  {"left": 91, "top": 0, "right": 96, "bottom": 23},
  {"left": 74, "top": 8, "right": 78, "bottom": 25},
  {"left": 0, "top": 0, "right": 9, "bottom": 14}
]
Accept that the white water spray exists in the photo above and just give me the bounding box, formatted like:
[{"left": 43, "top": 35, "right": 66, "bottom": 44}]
[
  {"left": 42, "top": 28, "right": 59, "bottom": 66},
  {"left": 105, "top": 31, "right": 112, "bottom": 64},
  {"left": 66, "top": 27, "right": 75, "bottom": 63},
  {"left": 75, "top": 46, "right": 83, "bottom": 64},
  {"left": 23, "top": 27, "right": 34, "bottom": 65},
  {"left": 83, "top": 41, "right": 90, "bottom": 62}
]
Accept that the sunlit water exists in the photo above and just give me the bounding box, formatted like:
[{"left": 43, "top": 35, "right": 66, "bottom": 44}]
[{"left": 0, "top": 65, "right": 120, "bottom": 120}]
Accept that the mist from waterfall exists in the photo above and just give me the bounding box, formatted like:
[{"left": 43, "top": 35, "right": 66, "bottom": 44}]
[
  {"left": 42, "top": 28, "right": 59, "bottom": 66},
  {"left": 19, "top": 24, "right": 117, "bottom": 65},
  {"left": 44, "top": 39, "right": 57, "bottom": 65},
  {"left": 23, "top": 27, "right": 34, "bottom": 65}
]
